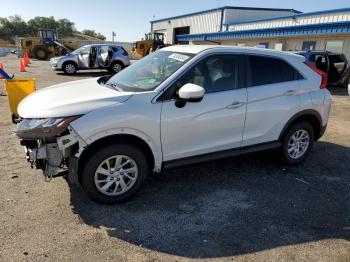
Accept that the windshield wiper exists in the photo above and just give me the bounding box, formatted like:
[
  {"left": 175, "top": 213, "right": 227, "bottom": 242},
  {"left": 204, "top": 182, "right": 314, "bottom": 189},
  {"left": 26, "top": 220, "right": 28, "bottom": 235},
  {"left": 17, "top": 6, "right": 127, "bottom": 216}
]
[{"left": 105, "top": 82, "right": 124, "bottom": 92}]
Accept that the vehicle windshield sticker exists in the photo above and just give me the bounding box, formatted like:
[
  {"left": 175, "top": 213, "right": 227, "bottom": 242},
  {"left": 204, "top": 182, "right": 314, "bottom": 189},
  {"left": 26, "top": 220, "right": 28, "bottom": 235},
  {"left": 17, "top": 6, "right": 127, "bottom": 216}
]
[{"left": 169, "top": 53, "right": 190, "bottom": 62}]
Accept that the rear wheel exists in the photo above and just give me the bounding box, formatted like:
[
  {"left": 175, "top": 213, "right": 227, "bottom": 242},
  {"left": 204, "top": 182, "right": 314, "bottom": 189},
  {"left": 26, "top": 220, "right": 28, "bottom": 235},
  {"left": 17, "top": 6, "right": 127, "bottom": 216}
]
[
  {"left": 280, "top": 122, "right": 314, "bottom": 165},
  {"left": 108, "top": 62, "right": 123, "bottom": 74},
  {"left": 82, "top": 144, "right": 149, "bottom": 204},
  {"left": 63, "top": 62, "right": 77, "bottom": 75}
]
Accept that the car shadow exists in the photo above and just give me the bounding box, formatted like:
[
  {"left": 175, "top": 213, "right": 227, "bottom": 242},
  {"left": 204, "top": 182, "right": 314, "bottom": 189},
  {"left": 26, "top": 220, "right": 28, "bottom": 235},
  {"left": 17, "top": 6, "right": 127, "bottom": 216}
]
[
  {"left": 56, "top": 71, "right": 112, "bottom": 78},
  {"left": 67, "top": 141, "right": 350, "bottom": 259},
  {"left": 328, "top": 85, "right": 349, "bottom": 96}
]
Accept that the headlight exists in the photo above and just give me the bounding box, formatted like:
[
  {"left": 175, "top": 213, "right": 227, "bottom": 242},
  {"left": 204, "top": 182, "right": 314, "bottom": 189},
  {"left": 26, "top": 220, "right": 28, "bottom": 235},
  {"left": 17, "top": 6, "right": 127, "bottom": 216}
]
[{"left": 16, "top": 116, "right": 81, "bottom": 139}]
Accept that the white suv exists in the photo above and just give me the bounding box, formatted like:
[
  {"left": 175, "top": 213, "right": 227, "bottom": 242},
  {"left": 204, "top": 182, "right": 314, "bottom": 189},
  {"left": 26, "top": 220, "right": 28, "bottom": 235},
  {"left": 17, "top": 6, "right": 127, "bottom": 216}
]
[{"left": 15, "top": 46, "right": 332, "bottom": 203}]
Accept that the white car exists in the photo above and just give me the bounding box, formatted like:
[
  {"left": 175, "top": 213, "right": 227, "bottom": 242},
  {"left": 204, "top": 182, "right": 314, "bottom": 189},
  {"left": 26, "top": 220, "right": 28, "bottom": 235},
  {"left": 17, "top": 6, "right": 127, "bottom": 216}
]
[{"left": 15, "top": 45, "right": 331, "bottom": 204}]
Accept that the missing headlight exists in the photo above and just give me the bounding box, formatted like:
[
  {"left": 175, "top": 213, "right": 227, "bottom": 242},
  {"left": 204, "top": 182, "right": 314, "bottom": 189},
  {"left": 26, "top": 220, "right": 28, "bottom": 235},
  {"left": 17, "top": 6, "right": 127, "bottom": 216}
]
[{"left": 15, "top": 116, "right": 81, "bottom": 139}]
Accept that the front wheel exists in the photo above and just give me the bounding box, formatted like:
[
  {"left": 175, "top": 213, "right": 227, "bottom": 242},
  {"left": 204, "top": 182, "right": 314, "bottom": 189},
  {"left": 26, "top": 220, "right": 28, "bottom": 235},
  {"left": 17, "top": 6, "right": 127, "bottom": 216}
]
[
  {"left": 34, "top": 47, "right": 48, "bottom": 60},
  {"left": 280, "top": 122, "right": 314, "bottom": 165},
  {"left": 82, "top": 144, "right": 149, "bottom": 204},
  {"left": 63, "top": 62, "right": 77, "bottom": 75}
]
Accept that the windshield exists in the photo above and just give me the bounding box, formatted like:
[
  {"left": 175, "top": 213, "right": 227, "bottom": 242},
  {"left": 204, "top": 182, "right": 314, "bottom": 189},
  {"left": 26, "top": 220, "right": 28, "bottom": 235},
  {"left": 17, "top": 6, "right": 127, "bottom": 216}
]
[
  {"left": 71, "top": 46, "right": 90, "bottom": 55},
  {"left": 105, "top": 51, "right": 194, "bottom": 92}
]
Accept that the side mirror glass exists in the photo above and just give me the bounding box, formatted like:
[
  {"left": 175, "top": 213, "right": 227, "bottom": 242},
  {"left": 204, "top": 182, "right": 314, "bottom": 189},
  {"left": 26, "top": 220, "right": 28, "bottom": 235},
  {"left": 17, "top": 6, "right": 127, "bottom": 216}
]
[{"left": 176, "top": 83, "right": 205, "bottom": 108}]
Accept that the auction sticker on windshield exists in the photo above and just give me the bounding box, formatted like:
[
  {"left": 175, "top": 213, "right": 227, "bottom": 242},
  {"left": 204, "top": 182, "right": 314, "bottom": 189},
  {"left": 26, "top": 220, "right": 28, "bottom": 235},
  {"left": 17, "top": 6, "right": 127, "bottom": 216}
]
[{"left": 169, "top": 53, "right": 190, "bottom": 62}]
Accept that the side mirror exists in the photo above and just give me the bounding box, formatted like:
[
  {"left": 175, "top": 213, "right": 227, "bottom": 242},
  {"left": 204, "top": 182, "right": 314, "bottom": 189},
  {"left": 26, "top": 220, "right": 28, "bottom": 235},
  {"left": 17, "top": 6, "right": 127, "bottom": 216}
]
[{"left": 175, "top": 83, "right": 205, "bottom": 108}]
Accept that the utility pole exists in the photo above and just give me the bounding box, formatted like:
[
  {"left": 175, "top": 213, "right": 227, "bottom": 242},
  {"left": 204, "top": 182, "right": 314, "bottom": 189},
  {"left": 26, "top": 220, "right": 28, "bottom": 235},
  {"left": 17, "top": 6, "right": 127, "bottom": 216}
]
[{"left": 112, "top": 31, "right": 116, "bottom": 42}]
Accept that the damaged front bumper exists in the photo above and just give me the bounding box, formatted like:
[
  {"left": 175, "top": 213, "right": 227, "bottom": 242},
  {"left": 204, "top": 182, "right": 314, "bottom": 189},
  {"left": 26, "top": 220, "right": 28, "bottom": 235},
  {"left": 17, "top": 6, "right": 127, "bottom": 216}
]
[{"left": 19, "top": 126, "right": 86, "bottom": 184}]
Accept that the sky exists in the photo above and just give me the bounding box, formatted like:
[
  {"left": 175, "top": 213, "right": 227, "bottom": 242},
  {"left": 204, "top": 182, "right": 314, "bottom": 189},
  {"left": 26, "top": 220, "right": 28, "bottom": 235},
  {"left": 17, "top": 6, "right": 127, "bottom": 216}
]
[{"left": 1, "top": 0, "right": 350, "bottom": 42}]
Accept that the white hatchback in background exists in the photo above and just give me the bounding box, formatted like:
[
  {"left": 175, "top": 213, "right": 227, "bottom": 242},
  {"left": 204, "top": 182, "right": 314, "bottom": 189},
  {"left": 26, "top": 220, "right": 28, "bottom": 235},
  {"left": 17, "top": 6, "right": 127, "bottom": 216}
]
[{"left": 16, "top": 45, "right": 331, "bottom": 204}]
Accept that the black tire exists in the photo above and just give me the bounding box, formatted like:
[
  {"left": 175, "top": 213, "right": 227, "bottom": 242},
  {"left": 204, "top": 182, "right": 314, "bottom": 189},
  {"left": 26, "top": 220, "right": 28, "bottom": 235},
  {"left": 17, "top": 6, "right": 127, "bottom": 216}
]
[
  {"left": 81, "top": 144, "right": 149, "bottom": 204},
  {"left": 34, "top": 47, "right": 48, "bottom": 60},
  {"left": 108, "top": 61, "right": 123, "bottom": 74},
  {"left": 63, "top": 62, "right": 77, "bottom": 75},
  {"left": 280, "top": 122, "right": 314, "bottom": 165}
]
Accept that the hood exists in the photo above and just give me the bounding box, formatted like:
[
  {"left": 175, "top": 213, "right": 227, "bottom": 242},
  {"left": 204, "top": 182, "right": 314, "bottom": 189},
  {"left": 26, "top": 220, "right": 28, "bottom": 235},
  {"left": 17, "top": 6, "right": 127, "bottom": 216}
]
[
  {"left": 51, "top": 56, "right": 66, "bottom": 62},
  {"left": 18, "top": 78, "right": 134, "bottom": 118}
]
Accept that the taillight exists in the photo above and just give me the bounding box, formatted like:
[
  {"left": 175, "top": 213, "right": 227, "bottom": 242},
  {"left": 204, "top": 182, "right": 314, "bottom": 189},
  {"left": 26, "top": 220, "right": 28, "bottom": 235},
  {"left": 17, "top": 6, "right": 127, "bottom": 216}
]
[
  {"left": 305, "top": 62, "right": 328, "bottom": 89},
  {"left": 122, "top": 48, "right": 129, "bottom": 56}
]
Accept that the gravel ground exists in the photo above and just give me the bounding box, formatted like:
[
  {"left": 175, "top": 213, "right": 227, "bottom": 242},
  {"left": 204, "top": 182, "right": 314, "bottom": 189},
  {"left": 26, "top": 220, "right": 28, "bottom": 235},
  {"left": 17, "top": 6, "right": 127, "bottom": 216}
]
[{"left": 0, "top": 54, "right": 349, "bottom": 262}]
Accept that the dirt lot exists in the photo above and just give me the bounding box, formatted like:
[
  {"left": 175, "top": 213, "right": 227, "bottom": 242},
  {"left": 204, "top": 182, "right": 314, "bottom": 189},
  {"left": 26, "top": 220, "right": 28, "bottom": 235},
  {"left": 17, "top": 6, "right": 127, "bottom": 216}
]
[{"left": 0, "top": 54, "right": 349, "bottom": 262}]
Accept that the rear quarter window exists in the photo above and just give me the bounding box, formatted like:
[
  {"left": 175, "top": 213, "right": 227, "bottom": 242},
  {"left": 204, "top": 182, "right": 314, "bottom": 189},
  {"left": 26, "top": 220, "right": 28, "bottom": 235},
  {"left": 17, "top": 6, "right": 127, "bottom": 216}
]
[{"left": 248, "top": 56, "right": 303, "bottom": 87}]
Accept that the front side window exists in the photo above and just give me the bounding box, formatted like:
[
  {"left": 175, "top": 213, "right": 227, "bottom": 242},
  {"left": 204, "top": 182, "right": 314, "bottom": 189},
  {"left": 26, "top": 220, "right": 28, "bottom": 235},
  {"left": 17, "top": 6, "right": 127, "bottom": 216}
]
[
  {"left": 162, "top": 55, "right": 240, "bottom": 100},
  {"left": 105, "top": 51, "right": 194, "bottom": 92},
  {"left": 248, "top": 56, "right": 302, "bottom": 87}
]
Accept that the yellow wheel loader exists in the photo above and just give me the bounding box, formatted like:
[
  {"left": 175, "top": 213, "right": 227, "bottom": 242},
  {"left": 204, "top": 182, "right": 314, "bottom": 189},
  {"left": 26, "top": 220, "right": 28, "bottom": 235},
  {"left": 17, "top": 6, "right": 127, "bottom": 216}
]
[
  {"left": 17, "top": 29, "right": 79, "bottom": 60},
  {"left": 131, "top": 32, "right": 167, "bottom": 59}
]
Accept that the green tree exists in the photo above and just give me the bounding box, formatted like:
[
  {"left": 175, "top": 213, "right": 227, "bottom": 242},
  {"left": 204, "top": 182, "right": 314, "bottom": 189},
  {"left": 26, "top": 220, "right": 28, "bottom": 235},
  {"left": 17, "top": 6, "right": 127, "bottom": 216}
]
[
  {"left": 0, "top": 17, "right": 12, "bottom": 39},
  {"left": 0, "top": 15, "right": 103, "bottom": 42},
  {"left": 81, "top": 29, "right": 106, "bottom": 40},
  {"left": 27, "top": 16, "right": 57, "bottom": 35},
  {"left": 56, "top": 18, "right": 75, "bottom": 36},
  {"left": 95, "top": 32, "right": 106, "bottom": 40},
  {"left": 8, "top": 15, "right": 28, "bottom": 36}
]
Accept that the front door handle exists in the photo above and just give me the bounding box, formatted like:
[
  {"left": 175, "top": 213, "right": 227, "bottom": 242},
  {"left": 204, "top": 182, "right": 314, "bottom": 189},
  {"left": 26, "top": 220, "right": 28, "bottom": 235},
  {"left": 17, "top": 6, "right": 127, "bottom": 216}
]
[
  {"left": 227, "top": 101, "right": 246, "bottom": 109},
  {"left": 284, "top": 90, "right": 297, "bottom": 96}
]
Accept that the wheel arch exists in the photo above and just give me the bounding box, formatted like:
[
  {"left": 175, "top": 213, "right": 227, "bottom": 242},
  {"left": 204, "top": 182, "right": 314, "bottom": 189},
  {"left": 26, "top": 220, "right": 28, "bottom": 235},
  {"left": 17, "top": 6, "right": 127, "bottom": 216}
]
[
  {"left": 110, "top": 59, "right": 124, "bottom": 67},
  {"left": 62, "top": 60, "right": 78, "bottom": 70},
  {"left": 279, "top": 109, "right": 323, "bottom": 142},
  {"left": 77, "top": 133, "right": 157, "bottom": 184}
]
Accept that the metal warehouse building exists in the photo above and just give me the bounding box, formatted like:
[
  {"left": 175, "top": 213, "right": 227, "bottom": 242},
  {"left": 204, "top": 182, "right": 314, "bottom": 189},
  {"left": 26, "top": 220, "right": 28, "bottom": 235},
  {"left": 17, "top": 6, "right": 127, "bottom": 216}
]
[
  {"left": 151, "top": 6, "right": 301, "bottom": 44},
  {"left": 151, "top": 7, "right": 350, "bottom": 58}
]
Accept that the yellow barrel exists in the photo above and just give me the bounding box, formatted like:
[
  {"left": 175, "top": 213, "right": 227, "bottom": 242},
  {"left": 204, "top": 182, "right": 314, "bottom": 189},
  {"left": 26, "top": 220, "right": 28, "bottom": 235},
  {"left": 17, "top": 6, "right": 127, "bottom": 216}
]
[{"left": 2, "top": 78, "right": 36, "bottom": 120}]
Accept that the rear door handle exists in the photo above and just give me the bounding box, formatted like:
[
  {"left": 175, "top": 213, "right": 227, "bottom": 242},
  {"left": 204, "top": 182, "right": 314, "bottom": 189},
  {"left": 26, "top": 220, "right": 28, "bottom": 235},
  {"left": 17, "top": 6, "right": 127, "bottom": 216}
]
[
  {"left": 284, "top": 90, "right": 297, "bottom": 96},
  {"left": 227, "top": 101, "right": 246, "bottom": 109}
]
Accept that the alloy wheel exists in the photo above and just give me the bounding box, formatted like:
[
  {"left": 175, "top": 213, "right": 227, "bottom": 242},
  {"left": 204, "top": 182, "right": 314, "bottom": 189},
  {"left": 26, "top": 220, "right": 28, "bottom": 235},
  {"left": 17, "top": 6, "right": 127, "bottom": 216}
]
[
  {"left": 287, "top": 129, "right": 310, "bottom": 159},
  {"left": 113, "top": 63, "right": 122, "bottom": 73},
  {"left": 65, "top": 64, "right": 76, "bottom": 74},
  {"left": 94, "top": 155, "right": 138, "bottom": 196}
]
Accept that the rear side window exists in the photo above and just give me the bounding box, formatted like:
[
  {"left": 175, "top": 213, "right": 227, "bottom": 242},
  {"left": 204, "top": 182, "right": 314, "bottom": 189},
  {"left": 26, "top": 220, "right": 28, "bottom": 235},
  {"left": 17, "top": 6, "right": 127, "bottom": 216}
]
[{"left": 248, "top": 56, "right": 302, "bottom": 87}]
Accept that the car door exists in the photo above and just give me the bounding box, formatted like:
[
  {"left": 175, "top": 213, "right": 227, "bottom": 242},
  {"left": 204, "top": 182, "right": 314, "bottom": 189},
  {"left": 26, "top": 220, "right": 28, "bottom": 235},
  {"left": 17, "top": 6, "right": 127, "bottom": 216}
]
[
  {"left": 77, "top": 46, "right": 90, "bottom": 68},
  {"left": 327, "top": 54, "right": 349, "bottom": 85},
  {"left": 97, "top": 46, "right": 110, "bottom": 67},
  {"left": 242, "top": 55, "right": 302, "bottom": 147},
  {"left": 160, "top": 54, "right": 248, "bottom": 161}
]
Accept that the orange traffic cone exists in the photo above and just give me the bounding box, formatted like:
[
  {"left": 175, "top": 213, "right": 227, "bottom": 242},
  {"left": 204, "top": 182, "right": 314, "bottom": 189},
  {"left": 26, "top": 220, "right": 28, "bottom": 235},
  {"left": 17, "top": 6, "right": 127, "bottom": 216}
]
[
  {"left": 19, "top": 59, "right": 26, "bottom": 72},
  {"left": 26, "top": 52, "right": 31, "bottom": 64},
  {"left": 24, "top": 52, "right": 30, "bottom": 65},
  {"left": 0, "top": 63, "right": 4, "bottom": 79},
  {"left": 24, "top": 55, "right": 29, "bottom": 66}
]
